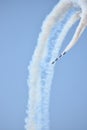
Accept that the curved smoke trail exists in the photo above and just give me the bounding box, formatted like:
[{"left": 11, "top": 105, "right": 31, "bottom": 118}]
[{"left": 25, "top": 1, "right": 81, "bottom": 130}]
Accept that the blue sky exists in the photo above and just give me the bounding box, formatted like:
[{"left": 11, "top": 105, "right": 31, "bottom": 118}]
[{"left": 0, "top": 0, "right": 87, "bottom": 130}]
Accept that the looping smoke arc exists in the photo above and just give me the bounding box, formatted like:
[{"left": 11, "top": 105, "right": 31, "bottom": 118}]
[{"left": 25, "top": 0, "right": 87, "bottom": 130}]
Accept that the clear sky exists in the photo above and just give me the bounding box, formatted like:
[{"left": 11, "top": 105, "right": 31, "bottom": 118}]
[{"left": 0, "top": 0, "right": 87, "bottom": 130}]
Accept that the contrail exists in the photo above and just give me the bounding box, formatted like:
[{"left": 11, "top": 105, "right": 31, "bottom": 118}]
[
  {"left": 24, "top": 0, "right": 83, "bottom": 130},
  {"left": 52, "top": 0, "right": 87, "bottom": 64},
  {"left": 39, "top": 9, "right": 80, "bottom": 130}
]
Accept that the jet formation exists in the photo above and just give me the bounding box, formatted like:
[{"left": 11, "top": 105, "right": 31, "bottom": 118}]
[{"left": 52, "top": 52, "right": 66, "bottom": 64}]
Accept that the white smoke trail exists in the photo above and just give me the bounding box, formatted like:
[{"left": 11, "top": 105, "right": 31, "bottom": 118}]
[
  {"left": 40, "top": 10, "right": 80, "bottom": 130},
  {"left": 25, "top": 1, "right": 80, "bottom": 130}
]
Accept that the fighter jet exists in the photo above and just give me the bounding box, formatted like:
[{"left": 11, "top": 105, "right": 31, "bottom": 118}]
[{"left": 51, "top": 51, "right": 67, "bottom": 64}]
